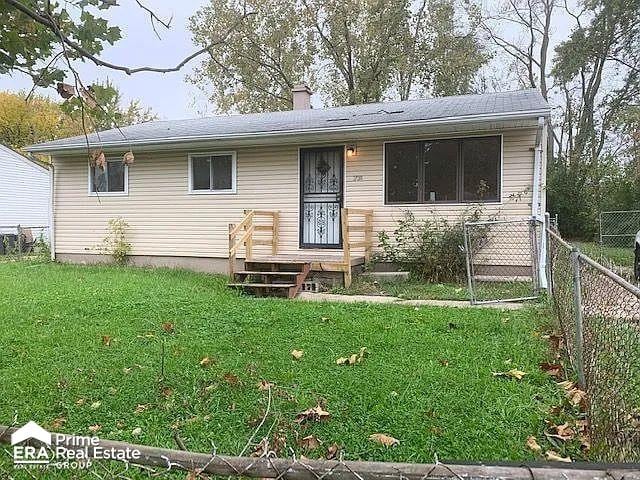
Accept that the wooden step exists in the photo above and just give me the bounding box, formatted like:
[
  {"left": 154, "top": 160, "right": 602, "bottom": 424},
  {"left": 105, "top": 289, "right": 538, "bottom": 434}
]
[
  {"left": 228, "top": 262, "right": 311, "bottom": 298},
  {"left": 235, "top": 271, "right": 300, "bottom": 276}
]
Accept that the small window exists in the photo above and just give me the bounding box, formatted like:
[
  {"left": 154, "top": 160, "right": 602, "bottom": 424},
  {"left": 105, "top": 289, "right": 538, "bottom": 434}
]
[
  {"left": 190, "top": 153, "right": 236, "bottom": 193},
  {"left": 90, "top": 159, "right": 127, "bottom": 194}
]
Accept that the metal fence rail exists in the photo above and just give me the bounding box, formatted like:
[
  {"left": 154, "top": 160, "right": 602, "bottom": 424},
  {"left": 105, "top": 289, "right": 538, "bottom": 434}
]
[
  {"left": 464, "top": 218, "right": 542, "bottom": 304},
  {"left": 599, "top": 210, "right": 640, "bottom": 248},
  {"left": 547, "top": 227, "right": 640, "bottom": 462}
]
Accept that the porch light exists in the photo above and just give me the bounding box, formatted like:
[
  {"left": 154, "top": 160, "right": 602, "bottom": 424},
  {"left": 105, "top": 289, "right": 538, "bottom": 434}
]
[{"left": 346, "top": 144, "right": 357, "bottom": 157}]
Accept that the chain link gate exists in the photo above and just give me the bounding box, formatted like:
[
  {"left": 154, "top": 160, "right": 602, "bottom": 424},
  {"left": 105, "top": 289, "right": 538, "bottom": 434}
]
[{"left": 464, "top": 218, "right": 543, "bottom": 304}]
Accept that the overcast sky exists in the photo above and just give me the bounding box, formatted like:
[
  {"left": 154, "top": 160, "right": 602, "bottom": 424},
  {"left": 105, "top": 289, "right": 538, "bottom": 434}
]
[{"left": 0, "top": 1, "right": 575, "bottom": 121}]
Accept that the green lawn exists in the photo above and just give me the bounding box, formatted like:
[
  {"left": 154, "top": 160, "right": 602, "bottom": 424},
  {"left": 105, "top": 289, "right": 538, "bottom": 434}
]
[
  {"left": 0, "top": 260, "right": 568, "bottom": 476},
  {"left": 574, "top": 241, "right": 634, "bottom": 268},
  {"left": 331, "top": 276, "right": 535, "bottom": 302}
]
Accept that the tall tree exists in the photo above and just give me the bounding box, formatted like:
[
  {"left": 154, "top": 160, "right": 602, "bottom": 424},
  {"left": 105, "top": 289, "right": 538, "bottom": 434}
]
[
  {"left": 549, "top": 0, "right": 640, "bottom": 237},
  {"left": 0, "top": 90, "right": 81, "bottom": 149},
  {"left": 189, "top": 0, "right": 487, "bottom": 111},
  {"left": 189, "top": 0, "right": 314, "bottom": 113},
  {"left": 478, "top": 0, "right": 554, "bottom": 100},
  {"left": 396, "top": 0, "right": 487, "bottom": 100},
  {"left": 302, "top": 0, "right": 410, "bottom": 105}
]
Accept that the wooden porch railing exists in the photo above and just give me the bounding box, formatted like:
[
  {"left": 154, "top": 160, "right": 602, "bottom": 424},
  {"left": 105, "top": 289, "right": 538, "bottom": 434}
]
[
  {"left": 228, "top": 210, "right": 279, "bottom": 278},
  {"left": 341, "top": 208, "right": 374, "bottom": 287}
]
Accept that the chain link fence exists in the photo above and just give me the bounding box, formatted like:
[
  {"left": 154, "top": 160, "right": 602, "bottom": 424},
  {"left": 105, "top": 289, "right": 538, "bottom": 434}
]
[
  {"left": 547, "top": 227, "right": 640, "bottom": 462},
  {"left": 0, "top": 225, "right": 50, "bottom": 257},
  {"left": 599, "top": 210, "right": 640, "bottom": 248},
  {"left": 464, "top": 218, "right": 542, "bottom": 304}
]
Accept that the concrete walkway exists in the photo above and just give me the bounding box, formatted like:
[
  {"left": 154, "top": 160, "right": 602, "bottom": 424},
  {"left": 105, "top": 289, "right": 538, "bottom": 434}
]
[{"left": 296, "top": 292, "right": 524, "bottom": 309}]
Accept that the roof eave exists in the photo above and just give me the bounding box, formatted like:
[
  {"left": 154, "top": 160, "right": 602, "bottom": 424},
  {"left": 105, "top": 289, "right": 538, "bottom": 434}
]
[{"left": 25, "top": 108, "right": 551, "bottom": 155}]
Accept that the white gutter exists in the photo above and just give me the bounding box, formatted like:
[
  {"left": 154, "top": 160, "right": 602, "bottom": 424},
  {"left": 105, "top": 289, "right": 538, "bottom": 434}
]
[
  {"left": 532, "top": 116, "right": 546, "bottom": 288},
  {"left": 25, "top": 108, "right": 551, "bottom": 154},
  {"left": 48, "top": 163, "right": 55, "bottom": 261}
]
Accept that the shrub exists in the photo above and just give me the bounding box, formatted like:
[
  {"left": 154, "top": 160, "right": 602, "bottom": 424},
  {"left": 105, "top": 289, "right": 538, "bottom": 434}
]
[
  {"left": 101, "top": 217, "right": 131, "bottom": 265},
  {"left": 377, "top": 209, "right": 487, "bottom": 283}
]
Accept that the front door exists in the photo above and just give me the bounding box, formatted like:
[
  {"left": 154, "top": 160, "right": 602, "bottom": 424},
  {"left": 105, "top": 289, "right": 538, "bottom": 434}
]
[{"left": 300, "top": 147, "right": 344, "bottom": 248}]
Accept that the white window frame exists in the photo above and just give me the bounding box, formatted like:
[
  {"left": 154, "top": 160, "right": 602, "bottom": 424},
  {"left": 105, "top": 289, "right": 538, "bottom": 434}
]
[
  {"left": 87, "top": 158, "right": 129, "bottom": 197},
  {"left": 188, "top": 152, "right": 237, "bottom": 195}
]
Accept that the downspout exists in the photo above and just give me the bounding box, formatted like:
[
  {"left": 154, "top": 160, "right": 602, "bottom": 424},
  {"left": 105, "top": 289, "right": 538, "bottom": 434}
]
[
  {"left": 532, "top": 116, "right": 546, "bottom": 288},
  {"left": 48, "top": 162, "right": 56, "bottom": 261}
]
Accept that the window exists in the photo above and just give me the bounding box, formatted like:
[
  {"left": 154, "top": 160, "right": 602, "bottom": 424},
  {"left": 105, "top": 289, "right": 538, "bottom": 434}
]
[
  {"left": 89, "top": 159, "right": 127, "bottom": 195},
  {"left": 385, "top": 135, "right": 500, "bottom": 204},
  {"left": 189, "top": 153, "right": 236, "bottom": 193}
]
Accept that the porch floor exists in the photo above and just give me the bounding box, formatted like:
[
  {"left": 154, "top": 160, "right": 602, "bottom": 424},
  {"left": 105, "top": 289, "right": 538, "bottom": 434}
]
[{"left": 249, "top": 254, "right": 366, "bottom": 272}]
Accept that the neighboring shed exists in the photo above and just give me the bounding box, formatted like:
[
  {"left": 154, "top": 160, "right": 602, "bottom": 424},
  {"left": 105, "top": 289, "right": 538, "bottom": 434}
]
[{"left": 0, "top": 143, "right": 51, "bottom": 239}]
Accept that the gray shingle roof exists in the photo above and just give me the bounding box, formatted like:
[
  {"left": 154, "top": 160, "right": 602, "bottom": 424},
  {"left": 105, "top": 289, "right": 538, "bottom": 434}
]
[{"left": 27, "top": 89, "right": 549, "bottom": 152}]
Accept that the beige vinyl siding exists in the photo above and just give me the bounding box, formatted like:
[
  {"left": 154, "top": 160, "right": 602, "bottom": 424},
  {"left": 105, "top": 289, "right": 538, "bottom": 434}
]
[{"left": 52, "top": 128, "right": 537, "bottom": 260}]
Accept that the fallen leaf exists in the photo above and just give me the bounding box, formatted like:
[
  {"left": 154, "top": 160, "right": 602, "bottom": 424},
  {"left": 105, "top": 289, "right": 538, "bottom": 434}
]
[
  {"left": 540, "top": 362, "right": 562, "bottom": 377},
  {"left": 90, "top": 401, "right": 102, "bottom": 409},
  {"left": 298, "top": 435, "right": 321, "bottom": 450},
  {"left": 526, "top": 435, "right": 542, "bottom": 453},
  {"left": 326, "top": 443, "right": 340, "bottom": 460},
  {"left": 199, "top": 357, "right": 213, "bottom": 368},
  {"left": 51, "top": 417, "right": 67, "bottom": 430},
  {"left": 223, "top": 372, "right": 240, "bottom": 386},
  {"left": 566, "top": 387, "right": 588, "bottom": 410},
  {"left": 493, "top": 369, "right": 526, "bottom": 380},
  {"left": 108, "top": 387, "right": 118, "bottom": 395},
  {"left": 438, "top": 359, "right": 449, "bottom": 367},
  {"left": 101, "top": 335, "right": 112, "bottom": 346},
  {"left": 295, "top": 404, "right": 331, "bottom": 424},
  {"left": 257, "top": 380, "right": 274, "bottom": 391},
  {"left": 369, "top": 433, "right": 400, "bottom": 447},
  {"left": 123, "top": 367, "right": 133, "bottom": 374},
  {"left": 291, "top": 349, "right": 304, "bottom": 360},
  {"left": 131, "top": 427, "right": 142, "bottom": 436},
  {"left": 135, "top": 404, "right": 149, "bottom": 414},
  {"left": 75, "top": 398, "right": 86, "bottom": 406},
  {"left": 162, "top": 322, "right": 175, "bottom": 333},
  {"left": 160, "top": 386, "right": 173, "bottom": 398},
  {"left": 545, "top": 450, "right": 571, "bottom": 462},
  {"left": 336, "top": 347, "right": 368, "bottom": 366},
  {"left": 88, "top": 424, "right": 101, "bottom": 434},
  {"left": 557, "top": 380, "right": 574, "bottom": 391}
]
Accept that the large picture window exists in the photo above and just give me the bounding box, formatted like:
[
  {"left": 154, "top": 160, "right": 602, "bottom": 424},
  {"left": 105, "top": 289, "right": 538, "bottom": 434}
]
[
  {"left": 385, "top": 135, "right": 501, "bottom": 204},
  {"left": 89, "top": 159, "right": 127, "bottom": 195},
  {"left": 189, "top": 153, "right": 236, "bottom": 194}
]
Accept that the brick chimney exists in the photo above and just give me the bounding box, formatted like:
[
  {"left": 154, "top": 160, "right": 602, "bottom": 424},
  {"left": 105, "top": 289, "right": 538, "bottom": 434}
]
[{"left": 292, "top": 84, "right": 312, "bottom": 110}]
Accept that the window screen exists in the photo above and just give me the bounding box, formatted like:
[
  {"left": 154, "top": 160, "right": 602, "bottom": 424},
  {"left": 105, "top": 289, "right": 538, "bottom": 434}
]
[
  {"left": 424, "top": 140, "right": 458, "bottom": 202},
  {"left": 191, "top": 154, "right": 235, "bottom": 192},
  {"left": 385, "top": 142, "right": 420, "bottom": 203},
  {"left": 462, "top": 136, "right": 501, "bottom": 201},
  {"left": 90, "top": 160, "right": 126, "bottom": 193}
]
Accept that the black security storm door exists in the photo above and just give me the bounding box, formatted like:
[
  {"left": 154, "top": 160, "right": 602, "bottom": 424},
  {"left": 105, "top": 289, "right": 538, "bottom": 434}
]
[{"left": 300, "top": 147, "right": 344, "bottom": 248}]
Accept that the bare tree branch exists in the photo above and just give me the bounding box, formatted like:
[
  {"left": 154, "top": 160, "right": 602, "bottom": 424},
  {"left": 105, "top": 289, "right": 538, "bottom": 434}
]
[{"left": 4, "top": 0, "right": 254, "bottom": 75}]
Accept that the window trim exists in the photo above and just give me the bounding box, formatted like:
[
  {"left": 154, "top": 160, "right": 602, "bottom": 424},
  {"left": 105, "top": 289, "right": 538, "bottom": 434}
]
[
  {"left": 187, "top": 152, "right": 237, "bottom": 195},
  {"left": 87, "top": 157, "right": 129, "bottom": 197},
  {"left": 382, "top": 134, "right": 503, "bottom": 206}
]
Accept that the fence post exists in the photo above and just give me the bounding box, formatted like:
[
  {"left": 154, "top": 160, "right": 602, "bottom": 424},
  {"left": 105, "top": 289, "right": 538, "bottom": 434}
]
[
  {"left": 463, "top": 222, "right": 475, "bottom": 304},
  {"left": 544, "top": 212, "right": 553, "bottom": 297},
  {"left": 570, "top": 248, "right": 586, "bottom": 388},
  {"left": 17, "top": 224, "right": 22, "bottom": 259}
]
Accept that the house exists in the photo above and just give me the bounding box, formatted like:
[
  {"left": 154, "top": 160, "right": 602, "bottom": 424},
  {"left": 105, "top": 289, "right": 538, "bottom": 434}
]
[
  {"left": 25, "top": 88, "right": 550, "bottom": 295},
  {"left": 0, "top": 143, "right": 51, "bottom": 250}
]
